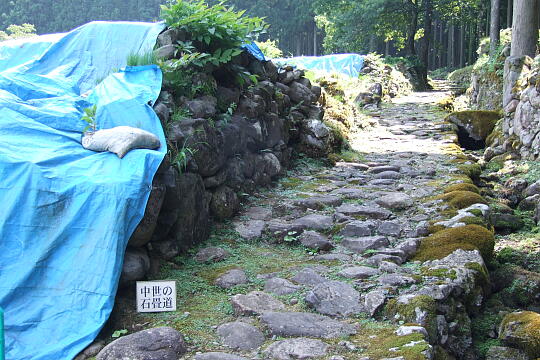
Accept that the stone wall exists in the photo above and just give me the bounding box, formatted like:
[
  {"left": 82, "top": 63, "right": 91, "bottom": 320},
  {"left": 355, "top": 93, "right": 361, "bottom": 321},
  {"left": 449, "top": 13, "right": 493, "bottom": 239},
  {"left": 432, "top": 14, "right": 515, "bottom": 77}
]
[
  {"left": 469, "top": 70, "right": 504, "bottom": 111},
  {"left": 501, "top": 55, "right": 540, "bottom": 159},
  {"left": 119, "top": 28, "right": 338, "bottom": 286}
]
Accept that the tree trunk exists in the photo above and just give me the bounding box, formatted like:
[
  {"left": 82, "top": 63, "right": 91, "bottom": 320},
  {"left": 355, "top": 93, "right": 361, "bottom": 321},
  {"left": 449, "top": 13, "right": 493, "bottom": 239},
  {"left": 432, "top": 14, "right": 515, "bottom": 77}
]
[
  {"left": 385, "top": 41, "right": 390, "bottom": 56},
  {"left": 447, "top": 24, "right": 454, "bottom": 67},
  {"left": 511, "top": 0, "right": 539, "bottom": 56},
  {"left": 406, "top": 1, "right": 419, "bottom": 55},
  {"left": 313, "top": 23, "right": 317, "bottom": 56},
  {"left": 490, "top": 0, "right": 501, "bottom": 56},
  {"left": 460, "top": 25, "right": 466, "bottom": 67},
  {"left": 421, "top": 0, "right": 432, "bottom": 65},
  {"left": 441, "top": 21, "right": 447, "bottom": 68},
  {"left": 507, "top": 0, "right": 513, "bottom": 27},
  {"left": 469, "top": 23, "right": 475, "bottom": 65}
]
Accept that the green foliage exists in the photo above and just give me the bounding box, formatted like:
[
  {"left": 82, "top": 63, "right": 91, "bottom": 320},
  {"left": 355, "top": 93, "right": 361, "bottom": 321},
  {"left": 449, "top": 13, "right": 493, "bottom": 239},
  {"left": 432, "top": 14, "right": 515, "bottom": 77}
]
[
  {"left": 127, "top": 51, "right": 158, "bottom": 66},
  {"left": 111, "top": 329, "right": 128, "bottom": 338},
  {"left": 161, "top": 0, "right": 266, "bottom": 65},
  {"left": 170, "top": 141, "right": 197, "bottom": 174},
  {"left": 171, "top": 107, "right": 192, "bottom": 123},
  {"left": 81, "top": 105, "right": 98, "bottom": 133},
  {"left": 0, "top": 23, "right": 36, "bottom": 41},
  {"left": 255, "top": 39, "right": 283, "bottom": 58}
]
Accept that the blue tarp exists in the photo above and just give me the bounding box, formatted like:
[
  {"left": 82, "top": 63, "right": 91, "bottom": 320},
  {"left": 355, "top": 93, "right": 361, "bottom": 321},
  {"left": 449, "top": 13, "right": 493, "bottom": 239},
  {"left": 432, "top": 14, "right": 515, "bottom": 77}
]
[
  {"left": 0, "top": 21, "right": 166, "bottom": 360},
  {"left": 272, "top": 53, "right": 365, "bottom": 78},
  {"left": 242, "top": 42, "right": 265, "bottom": 61}
]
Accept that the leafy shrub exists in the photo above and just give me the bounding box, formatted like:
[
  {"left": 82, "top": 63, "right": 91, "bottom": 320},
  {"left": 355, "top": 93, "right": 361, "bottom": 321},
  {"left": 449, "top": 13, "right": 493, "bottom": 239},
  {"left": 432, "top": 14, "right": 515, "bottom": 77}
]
[
  {"left": 0, "top": 23, "right": 36, "bottom": 41},
  {"left": 255, "top": 39, "right": 283, "bottom": 59},
  {"left": 160, "top": 0, "right": 267, "bottom": 66}
]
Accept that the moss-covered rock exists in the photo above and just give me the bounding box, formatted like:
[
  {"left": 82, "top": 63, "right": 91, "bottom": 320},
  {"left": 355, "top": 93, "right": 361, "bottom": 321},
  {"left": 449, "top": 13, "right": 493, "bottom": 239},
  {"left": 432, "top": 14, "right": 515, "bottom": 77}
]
[
  {"left": 385, "top": 295, "right": 438, "bottom": 342},
  {"left": 499, "top": 311, "right": 540, "bottom": 358},
  {"left": 443, "top": 183, "right": 480, "bottom": 194},
  {"left": 458, "top": 163, "right": 482, "bottom": 180},
  {"left": 448, "top": 66, "right": 474, "bottom": 90},
  {"left": 445, "top": 111, "right": 501, "bottom": 141},
  {"left": 414, "top": 224, "right": 495, "bottom": 261},
  {"left": 436, "top": 190, "right": 487, "bottom": 209}
]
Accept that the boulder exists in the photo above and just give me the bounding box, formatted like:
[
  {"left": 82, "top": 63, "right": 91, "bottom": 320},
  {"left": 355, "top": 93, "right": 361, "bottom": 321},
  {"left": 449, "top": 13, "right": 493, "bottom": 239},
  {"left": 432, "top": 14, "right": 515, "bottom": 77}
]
[
  {"left": 165, "top": 172, "right": 210, "bottom": 250},
  {"left": 210, "top": 186, "right": 240, "bottom": 220},
  {"left": 338, "top": 266, "right": 379, "bottom": 279},
  {"left": 264, "top": 338, "right": 328, "bottom": 360},
  {"left": 294, "top": 214, "right": 334, "bottom": 231},
  {"left": 335, "top": 204, "right": 392, "bottom": 219},
  {"left": 129, "top": 180, "right": 166, "bottom": 247},
  {"left": 260, "top": 312, "right": 357, "bottom": 338},
  {"left": 342, "top": 236, "right": 390, "bottom": 253},
  {"left": 375, "top": 193, "right": 413, "bottom": 210},
  {"left": 289, "top": 81, "right": 315, "bottom": 104},
  {"left": 217, "top": 322, "right": 265, "bottom": 351},
  {"left": 96, "top": 327, "right": 186, "bottom": 360},
  {"left": 186, "top": 96, "right": 217, "bottom": 119},
  {"left": 446, "top": 111, "right": 500, "bottom": 142},
  {"left": 215, "top": 269, "right": 249, "bottom": 289},
  {"left": 120, "top": 247, "right": 150, "bottom": 286},
  {"left": 485, "top": 346, "right": 528, "bottom": 360},
  {"left": 299, "top": 119, "right": 333, "bottom": 157},
  {"left": 291, "top": 267, "right": 328, "bottom": 286},
  {"left": 231, "top": 291, "right": 285, "bottom": 316},
  {"left": 305, "top": 281, "right": 362, "bottom": 317},
  {"left": 195, "top": 353, "right": 248, "bottom": 360},
  {"left": 499, "top": 311, "right": 540, "bottom": 357},
  {"left": 264, "top": 277, "right": 301, "bottom": 295},
  {"left": 195, "top": 247, "right": 230, "bottom": 263},
  {"left": 340, "top": 220, "right": 376, "bottom": 237},
  {"left": 298, "top": 231, "right": 334, "bottom": 251},
  {"left": 235, "top": 220, "right": 266, "bottom": 240},
  {"left": 294, "top": 195, "right": 343, "bottom": 210},
  {"left": 169, "top": 118, "right": 225, "bottom": 177}
]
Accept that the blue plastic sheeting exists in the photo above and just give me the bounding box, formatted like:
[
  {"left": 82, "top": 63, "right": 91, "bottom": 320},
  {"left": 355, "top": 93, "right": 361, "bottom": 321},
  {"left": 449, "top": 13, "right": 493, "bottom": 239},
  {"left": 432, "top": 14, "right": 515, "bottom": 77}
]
[
  {"left": 273, "top": 53, "right": 365, "bottom": 78},
  {"left": 0, "top": 21, "right": 166, "bottom": 360},
  {"left": 242, "top": 42, "right": 265, "bottom": 61}
]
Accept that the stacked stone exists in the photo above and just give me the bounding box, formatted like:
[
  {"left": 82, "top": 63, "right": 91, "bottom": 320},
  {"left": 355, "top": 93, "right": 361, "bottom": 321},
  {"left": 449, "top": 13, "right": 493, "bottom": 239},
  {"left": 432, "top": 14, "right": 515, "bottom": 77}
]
[{"left": 119, "top": 27, "right": 338, "bottom": 286}]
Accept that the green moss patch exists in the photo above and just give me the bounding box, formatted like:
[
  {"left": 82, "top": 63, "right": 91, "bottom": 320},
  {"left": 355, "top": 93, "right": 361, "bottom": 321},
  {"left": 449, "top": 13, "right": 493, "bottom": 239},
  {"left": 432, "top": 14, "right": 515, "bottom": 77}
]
[
  {"left": 443, "top": 183, "right": 480, "bottom": 194},
  {"left": 458, "top": 163, "right": 482, "bottom": 180},
  {"left": 445, "top": 111, "right": 501, "bottom": 141},
  {"left": 345, "top": 320, "right": 431, "bottom": 359},
  {"left": 385, "top": 295, "right": 438, "bottom": 341},
  {"left": 436, "top": 190, "right": 487, "bottom": 209},
  {"left": 414, "top": 224, "right": 495, "bottom": 261},
  {"left": 499, "top": 311, "right": 540, "bottom": 357}
]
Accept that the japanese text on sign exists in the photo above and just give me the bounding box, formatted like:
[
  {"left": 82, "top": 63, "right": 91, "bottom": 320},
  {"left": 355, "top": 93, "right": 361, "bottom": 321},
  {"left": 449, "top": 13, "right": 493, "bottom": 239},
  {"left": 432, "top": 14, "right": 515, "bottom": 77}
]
[{"left": 136, "top": 281, "right": 177, "bottom": 313}]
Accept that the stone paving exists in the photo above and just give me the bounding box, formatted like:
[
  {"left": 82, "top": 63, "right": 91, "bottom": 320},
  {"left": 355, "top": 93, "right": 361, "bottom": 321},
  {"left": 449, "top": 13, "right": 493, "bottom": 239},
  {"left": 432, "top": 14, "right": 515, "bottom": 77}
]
[{"left": 98, "top": 92, "right": 491, "bottom": 360}]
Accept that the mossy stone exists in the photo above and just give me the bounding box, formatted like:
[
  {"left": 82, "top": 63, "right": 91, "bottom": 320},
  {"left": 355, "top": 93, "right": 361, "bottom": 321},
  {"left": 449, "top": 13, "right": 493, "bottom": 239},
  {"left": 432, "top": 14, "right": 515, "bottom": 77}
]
[
  {"left": 444, "top": 183, "right": 480, "bottom": 194},
  {"left": 436, "top": 190, "right": 487, "bottom": 209},
  {"left": 458, "top": 163, "right": 482, "bottom": 180},
  {"left": 445, "top": 110, "right": 501, "bottom": 141},
  {"left": 385, "top": 295, "right": 438, "bottom": 342},
  {"left": 414, "top": 224, "right": 495, "bottom": 261},
  {"left": 499, "top": 311, "right": 540, "bottom": 357}
]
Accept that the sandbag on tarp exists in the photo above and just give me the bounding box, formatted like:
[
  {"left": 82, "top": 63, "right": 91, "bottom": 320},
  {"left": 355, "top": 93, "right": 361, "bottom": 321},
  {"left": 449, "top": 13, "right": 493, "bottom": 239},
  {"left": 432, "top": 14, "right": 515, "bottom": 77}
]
[
  {"left": 0, "top": 21, "right": 166, "bottom": 360},
  {"left": 273, "top": 53, "right": 365, "bottom": 78}
]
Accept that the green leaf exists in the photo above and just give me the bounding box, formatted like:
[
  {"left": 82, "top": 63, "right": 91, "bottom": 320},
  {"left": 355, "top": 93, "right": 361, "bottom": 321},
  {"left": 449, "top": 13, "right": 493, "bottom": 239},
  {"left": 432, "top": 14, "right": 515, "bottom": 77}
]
[{"left": 112, "top": 329, "right": 128, "bottom": 338}]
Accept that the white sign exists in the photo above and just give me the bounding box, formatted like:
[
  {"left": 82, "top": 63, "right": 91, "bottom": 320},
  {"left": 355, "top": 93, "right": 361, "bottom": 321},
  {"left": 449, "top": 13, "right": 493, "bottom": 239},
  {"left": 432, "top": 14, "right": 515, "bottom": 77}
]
[{"left": 136, "top": 280, "right": 177, "bottom": 313}]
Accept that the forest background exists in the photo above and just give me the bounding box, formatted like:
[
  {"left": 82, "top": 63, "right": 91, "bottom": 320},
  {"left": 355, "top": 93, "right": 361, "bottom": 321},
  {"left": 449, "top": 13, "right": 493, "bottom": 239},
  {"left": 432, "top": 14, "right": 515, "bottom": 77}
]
[{"left": 0, "top": 0, "right": 514, "bottom": 72}]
